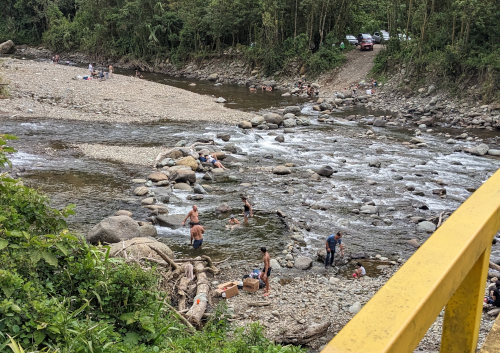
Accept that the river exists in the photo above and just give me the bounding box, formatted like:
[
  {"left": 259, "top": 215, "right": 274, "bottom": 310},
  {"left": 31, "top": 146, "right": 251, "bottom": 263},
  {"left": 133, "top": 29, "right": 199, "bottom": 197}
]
[{"left": 2, "top": 68, "right": 500, "bottom": 264}]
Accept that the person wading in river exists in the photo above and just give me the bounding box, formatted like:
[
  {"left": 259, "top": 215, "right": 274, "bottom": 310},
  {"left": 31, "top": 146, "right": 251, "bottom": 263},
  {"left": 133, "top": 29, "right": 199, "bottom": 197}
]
[
  {"left": 190, "top": 224, "right": 205, "bottom": 249},
  {"left": 260, "top": 247, "right": 271, "bottom": 297},
  {"left": 325, "top": 232, "right": 345, "bottom": 268},
  {"left": 182, "top": 205, "right": 200, "bottom": 228},
  {"left": 242, "top": 196, "right": 253, "bottom": 225}
]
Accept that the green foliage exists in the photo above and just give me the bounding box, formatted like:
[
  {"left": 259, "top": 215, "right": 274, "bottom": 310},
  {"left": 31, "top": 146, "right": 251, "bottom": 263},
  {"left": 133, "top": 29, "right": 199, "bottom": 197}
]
[{"left": 0, "top": 140, "right": 304, "bottom": 353}]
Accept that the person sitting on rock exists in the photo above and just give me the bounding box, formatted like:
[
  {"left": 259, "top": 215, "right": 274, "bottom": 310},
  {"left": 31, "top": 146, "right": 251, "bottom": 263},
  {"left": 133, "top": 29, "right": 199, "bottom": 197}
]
[
  {"left": 352, "top": 262, "right": 366, "bottom": 279},
  {"left": 226, "top": 215, "right": 240, "bottom": 230},
  {"left": 206, "top": 154, "right": 227, "bottom": 169},
  {"left": 198, "top": 152, "right": 207, "bottom": 163}
]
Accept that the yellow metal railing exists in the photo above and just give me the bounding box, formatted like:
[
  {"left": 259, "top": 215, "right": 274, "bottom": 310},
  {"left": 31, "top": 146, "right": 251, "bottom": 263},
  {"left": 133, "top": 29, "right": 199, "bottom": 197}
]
[{"left": 322, "top": 168, "right": 500, "bottom": 353}]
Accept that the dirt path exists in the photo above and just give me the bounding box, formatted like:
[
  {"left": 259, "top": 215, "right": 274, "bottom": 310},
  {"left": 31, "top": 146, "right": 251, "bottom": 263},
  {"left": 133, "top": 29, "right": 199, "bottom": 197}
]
[{"left": 318, "top": 44, "right": 382, "bottom": 96}]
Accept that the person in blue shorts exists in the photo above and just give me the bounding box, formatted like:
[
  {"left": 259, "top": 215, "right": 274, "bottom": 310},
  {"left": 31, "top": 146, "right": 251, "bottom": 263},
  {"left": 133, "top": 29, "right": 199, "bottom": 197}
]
[
  {"left": 190, "top": 224, "right": 205, "bottom": 249},
  {"left": 325, "top": 232, "right": 344, "bottom": 268}
]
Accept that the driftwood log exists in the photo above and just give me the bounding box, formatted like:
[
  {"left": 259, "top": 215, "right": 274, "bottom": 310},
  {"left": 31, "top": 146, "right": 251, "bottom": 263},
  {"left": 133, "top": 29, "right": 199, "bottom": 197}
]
[
  {"left": 278, "top": 322, "right": 331, "bottom": 345},
  {"left": 177, "top": 276, "right": 191, "bottom": 312},
  {"left": 490, "top": 261, "right": 500, "bottom": 273},
  {"left": 149, "top": 246, "right": 179, "bottom": 271},
  {"left": 185, "top": 262, "right": 210, "bottom": 326}
]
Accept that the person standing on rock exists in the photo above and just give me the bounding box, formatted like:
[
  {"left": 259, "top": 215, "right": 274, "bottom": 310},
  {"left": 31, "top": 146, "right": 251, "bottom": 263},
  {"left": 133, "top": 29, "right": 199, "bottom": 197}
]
[
  {"left": 182, "top": 205, "right": 200, "bottom": 228},
  {"left": 325, "top": 232, "right": 344, "bottom": 268},
  {"left": 190, "top": 224, "right": 205, "bottom": 249},
  {"left": 260, "top": 247, "right": 271, "bottom": 296},
  {"left": 242, "top": 196, "right": 253, "bottom": 224}
]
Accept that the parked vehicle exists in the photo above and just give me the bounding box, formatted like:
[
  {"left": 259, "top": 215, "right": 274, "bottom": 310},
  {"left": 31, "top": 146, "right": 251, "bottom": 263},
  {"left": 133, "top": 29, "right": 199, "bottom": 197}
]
[
  {"left": 397, "top": 33, "right": 412, "bottom": 41},
  {"left": 345, "top": 35, "right": 358, "bottom": 45},
  {"left": 357, "top": 33, "right": 373, "bottom": 51},
  {"left": 372, "top": 30, "right": 390, "bottom": 43}
]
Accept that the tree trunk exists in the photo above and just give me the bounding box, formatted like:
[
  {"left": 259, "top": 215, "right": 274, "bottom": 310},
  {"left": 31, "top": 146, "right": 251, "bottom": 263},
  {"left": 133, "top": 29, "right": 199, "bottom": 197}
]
[{"left": 185, "top": 262, "right": 209, "bottom": 326}]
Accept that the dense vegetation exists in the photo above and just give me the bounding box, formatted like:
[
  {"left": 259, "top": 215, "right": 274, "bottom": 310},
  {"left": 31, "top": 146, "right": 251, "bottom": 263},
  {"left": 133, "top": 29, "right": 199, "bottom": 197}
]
[{"left": 0, "top": 134, "right": 303, "bottom": 352}]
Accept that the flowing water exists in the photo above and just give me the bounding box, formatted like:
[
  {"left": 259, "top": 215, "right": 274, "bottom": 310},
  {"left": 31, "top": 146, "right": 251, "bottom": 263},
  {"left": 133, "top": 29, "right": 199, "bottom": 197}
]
[{"left": 2, "top": 71, "right": 500, "bottom": 263}]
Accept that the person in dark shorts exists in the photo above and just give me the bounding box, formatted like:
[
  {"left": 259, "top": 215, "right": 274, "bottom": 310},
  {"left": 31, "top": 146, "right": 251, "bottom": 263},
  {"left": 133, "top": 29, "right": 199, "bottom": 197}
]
[
  {"left": 190, "top": 224, "right": 205, "bottom": 249},
  {"left": 260, "top": 247, "right": 271, "bottom": 296},
  {"left": 182, "top": 205, "right": 199, "bottom": 228},
  {"left": 242, "top": 196, "right": 253, "bottom": 224}
]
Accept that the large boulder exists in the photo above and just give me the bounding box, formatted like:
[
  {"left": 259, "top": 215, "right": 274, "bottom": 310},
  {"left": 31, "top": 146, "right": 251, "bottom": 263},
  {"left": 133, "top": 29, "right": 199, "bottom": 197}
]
[
  {"left": 109, "top": 237, "right": 173, "bottom": 259},
  {"left": 468, "top": 144, "right": 489, "bottom": 156},
  {"left": 175, "top": 156, "right": 198, "bottom": 171},
  {"left": 148, "top": 171, "right": 168, "bottom": 182},
  {"left": 283, "top": 118, "right": 297, "bottom": 128},
  {"left": 238, "top": 121, "right": 252, "bottom": 129},
  {"left": 87, "top": 215, "right": 141, "bottom": 244},
  {"left": 294, "top": 256, "right": 313, "bottom": 270},
  {"left": 264, "top": 113, "right": 284, "bottom": 125},
  {"left": 139, "top": 224, "right": 158, "bottom": 237},
  {"left": 0, "top": 40, "right": 15, "bottom": 54},
  {"left": 360, "top": 205, "right": 378, "bottom": 214},
  {"left": 251, "top": 115, "right": 265, "bottom": 126},
  {"left": 273, "top": 165, "right": 292, "bottom": 175},
  {"left": 317, "top": 165, "right": 335, "bottom": 177},
  {"left": 283, "top": 106, "right": 301, "bottom": 115},
  {"left": 155, "top": 214, "right": 185, "bottom": 228},
  {"left": 170, "top": 169, "right": 196, "bottom": 184}
]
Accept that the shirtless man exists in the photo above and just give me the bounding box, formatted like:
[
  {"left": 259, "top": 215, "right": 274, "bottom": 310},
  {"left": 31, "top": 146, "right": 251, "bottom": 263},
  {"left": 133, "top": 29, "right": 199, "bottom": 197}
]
[
  {"left": 260, "top": 247, "right": 271, "bottom": 296},
  {"left": 226, "top": 215, "right": 240, "bottom": 231},
  {"left": 190, "top": 224, "right": 205, "bottom": 249},
  {"left": 182, "top": 205, "right": 200, "bottom": 228}
]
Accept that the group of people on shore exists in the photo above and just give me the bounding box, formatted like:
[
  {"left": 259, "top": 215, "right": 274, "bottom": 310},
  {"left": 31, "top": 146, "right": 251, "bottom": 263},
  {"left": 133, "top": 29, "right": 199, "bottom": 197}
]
[
  {"left": 87, "top": 63, "right": 113, "bottom": 80},
  {"left": 249, "top": 84, "right": 274, "bottom": 93},
  {"left": 294, "top": 79, "right": 319, "bottom": 97}
]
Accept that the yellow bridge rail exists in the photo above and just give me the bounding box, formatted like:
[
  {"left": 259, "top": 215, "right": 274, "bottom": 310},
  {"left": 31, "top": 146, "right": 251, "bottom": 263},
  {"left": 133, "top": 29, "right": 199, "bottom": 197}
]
[{"left": 322, "top": 168, "right": 500, "bottom": 353}]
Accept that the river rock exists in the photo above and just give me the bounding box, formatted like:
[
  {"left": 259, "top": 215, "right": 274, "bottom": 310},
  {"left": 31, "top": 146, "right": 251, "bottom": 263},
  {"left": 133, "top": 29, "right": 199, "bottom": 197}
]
[
  {"left": 155, "top": 214, "right": 185, "bottom": 228},
  {"left": 320, "top": 102, "right": 333, "bottom": 111},
  {"left": 291, "top": 233, "right": 305, "bottom": 244},
  {"left": 217, "top": 133, "right": 231, "bottom": 142},
  {"left": 468, "top": 143, "right": 489, "bottom": 156},
  {"left": 275, "top": 135, "right": 285, "bottom": 143},
  {"left": 283, "top": 106, "right": 301, "bottom": 115},
  {"left": 251, "top": 115, "right": 265, "bottom": 126},
  {"left": 488, "top": 149, "right": 500, "bottom": 156},
  {"left": 175, "top": 156, "right": 198, "bottom": 171},
  {"left": 158, "top": 158, "right": 176, "bottom": 168},
  {"left": 294, "top": 256, "right": 313, "bottom": 270},
  {"left": 238, "top": 120, "right": 252, "bottom": 129},
  {"left": 283, "top": 113, "right": 296, "bottom": 120},
  {"left": 0, "top": 40, "right": 15, "bottom": 54},
  {"left": 148, "top": 171, "right": 168, "bottom": 182},
  {"left": 267, "top": 123, "right": 279, "bottom": 129},
  {"left": 139, "top": 224, "right": 158, "bottom": 237},
  {"left": 360, "top": 205, "right": 378, "bottom": 214},
  {"left": 297, "top": 117, "right": 311, "bottom": 126},
  {"left": 283, "top": 118, "right": 297, "bottom": 128},
  {"left": 141, "top": 197, "right": 155, "bottom": 205},
  {"left": 349, "top": 302, "right": 362, "bottom": 314},
  {"left": 368, "top": 160, "right": 381, "bottom": 168},
  {"left": 170, "top": 169, "right": 196, "bottom": 184},
  {"left": 153, "top": 188, "right": 170, "bottom": 203},
  {"left": 115, "top": 210, "right": 133, "bottom": 217},
  {"left": 87, "top": 215, "right": 141, "bottom": 244},
  {"left": 109, "top": 237, "right": 173, "bottom": 259},
  {"left": 212, "top": 151, "right": 226, "bottom": 160},
  {"left": 193, "top": 184, "right": 207, "bottom": 194},
  {"left": 373, "top": 118, "right": 386, "bottom": 127},
  {"left": 264, "top": 113, "right": 283, "bottom": 125},
  {"left": 132, "top": 179, "right": 147, "bottom": 184},
  {"left": 407, "top": 239, "right": 420, "bottom": 248},
  {"left": 270, "top": 258, "right": 282, "bottom": 270},
  {"left": 173, "top": 182, "right": 193, "bottom": 191},
  {"left": 134, "top": 186, "right": 150, "bottom": 196},
  {"left": 316, "top": 165, "right": 335, "bottom": 177},
  {"left": 216, "top": 203, "right": 231, "bottom": 213},
  {"left": 273, "top": 165, "right": 292, "bottom": 175},
  {"left": 417, "top": 221, "right": 436, "bottom": 233},
  {"left": 208, "top": 73, "right": 218, "bottom": 81}
]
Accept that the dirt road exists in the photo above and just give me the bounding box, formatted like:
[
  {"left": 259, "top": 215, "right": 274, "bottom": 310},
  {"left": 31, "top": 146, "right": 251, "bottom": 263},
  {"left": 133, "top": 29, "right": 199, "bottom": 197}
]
[{"left": 318, "top": 44, "right": 382, "bottom": 96}]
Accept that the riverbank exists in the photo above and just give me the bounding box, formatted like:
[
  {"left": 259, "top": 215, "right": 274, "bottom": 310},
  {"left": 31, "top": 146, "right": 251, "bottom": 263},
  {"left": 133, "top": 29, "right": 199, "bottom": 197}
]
[{"left": 0, "top": 58, "right": 253, "bottom": 124}]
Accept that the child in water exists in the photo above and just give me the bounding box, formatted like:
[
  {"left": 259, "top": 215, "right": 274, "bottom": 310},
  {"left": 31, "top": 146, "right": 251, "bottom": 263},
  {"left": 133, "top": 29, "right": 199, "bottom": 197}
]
[{"left": 352, "top": 262, "right": 366, "bottom": 279}]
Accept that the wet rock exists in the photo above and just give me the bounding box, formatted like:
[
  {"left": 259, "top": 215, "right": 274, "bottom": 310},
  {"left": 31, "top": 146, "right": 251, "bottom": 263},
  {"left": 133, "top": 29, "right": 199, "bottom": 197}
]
[
  {"left": 155, "top": 214, "right": 185, "bottom": 228},
  {"left": 170, "top": 169, "right": 196, "bottom": 184},
  {"left": 297, "top": 117, "right": 311, "bottom": 126},
  {"left": 251, "top": 115, "right": 265, "bottom": 126},
  {"left": 294, "top": 256, "right": 313, "bottom": 270},
  {"left": 238, "top": 120, "right": 252, "bottom": 129},
  {"left": 134, "top": 186, "right": 150, "bottom": 196},
  {"left": 275, "top": 135, "right": 285, "bottom": 143},
  {"left": 267, "top": 123, "right": 279, "bottom": 129},
  {"left": 373, "top": 118, "right": 386, "bottom": 127},
  {"left": 468, "top": 143, "right": 489, "bottom": 156},
  {"left": 87, "top": 215, "right": 141, "bottom": 244},
  {"left": 153, "top": 188, "right": 171, "bottom": 203},
  {"left": 360, "top": 205, "right": 378, "bottom": 214},
  {"left": 488, "top": 149, "right": 500, "bottom": 156},
  {"left": 187, "top": 194, "right": 204, "bottom": 200},
  {"left": 316, "top": 165, "right": 335, "bottom": 177},
  {"left": 0, "top": 40, "right": 15, "bottom": 54},
  {"left": 417, "top": 221, "right": 436, "bottom": 233},
  {"left": 139, "top": 224, "right": 158, "bottom": 237},
  {"left": 141, "top": 197, "right": 155, "bottom": 205},
  {"left": 283, "top": 118, "right": 297, "bottom": 128},
  {"left": 148, "top": 171, "right": 168, "bottom": 182},
  {"left": 217, "top": 133, "right": 231, "bottom": 141},
  {"left": 283, "top": 106, "right": 301, "bottom": 115},
  {"left": 320, "top": 102, "right": 333, "bottom": 111},
  {"left": 193, "top": 184, "right": 207, "bottom": 194},
  {"left": 115, "top": 210, "right": 133, "bottom": 217},
  {"left": 283, "top": 128, "right": 295, "bottom": 133},
  {"left": 432, "top": 188, "right": 447, "bottom": 196},
  {"left": 143, "top": 204, "right": 168, "bottom": 214},
  {"left": 283, "top": 113, "right": 296, "bottom": 120},
  {"left": 173, "top": 182, "right": 193, "bottom": 191},
  {"left": 273, "top": 165, "right": 292, "bottom": 175},
  {"left": 223, "top": 143, "right": 239, "bottom": 154},
  {"left": 264, "top": 113, "right": 284, "bottom": 125},
  {"left": 368, "top": 160, "right": 381, "bottom": 168}
]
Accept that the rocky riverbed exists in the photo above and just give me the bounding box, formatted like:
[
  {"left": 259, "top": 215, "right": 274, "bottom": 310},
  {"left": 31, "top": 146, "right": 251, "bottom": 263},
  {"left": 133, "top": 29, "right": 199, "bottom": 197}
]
[{"left": 1, "top": 57, "right": 500, "bottom": 352}]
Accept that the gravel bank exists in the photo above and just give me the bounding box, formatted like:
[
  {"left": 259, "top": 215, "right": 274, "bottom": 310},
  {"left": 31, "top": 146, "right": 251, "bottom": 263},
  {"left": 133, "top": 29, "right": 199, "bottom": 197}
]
[
  {"left": 0, "top": 58, "right": 253, "bottom": 124},
  {"left": 76, "top": 143, "right": 163, "bottom": 166}
]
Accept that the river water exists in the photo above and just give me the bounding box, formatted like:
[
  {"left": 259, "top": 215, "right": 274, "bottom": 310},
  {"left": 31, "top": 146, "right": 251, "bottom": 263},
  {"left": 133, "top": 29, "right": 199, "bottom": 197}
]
[{"left": 2, "top": 69, "right": 500, "bottom": 263}]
